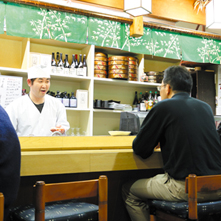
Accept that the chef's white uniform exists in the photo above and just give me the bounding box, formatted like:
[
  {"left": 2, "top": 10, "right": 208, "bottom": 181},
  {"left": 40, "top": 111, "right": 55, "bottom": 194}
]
[{"left": 6, "top": 94, "right": 70, "bottom": 136}]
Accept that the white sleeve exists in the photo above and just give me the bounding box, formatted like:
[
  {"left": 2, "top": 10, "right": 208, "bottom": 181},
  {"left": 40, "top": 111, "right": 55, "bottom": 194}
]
[{"left": 56, "top": 101, "right": 70, "bottom": 133}]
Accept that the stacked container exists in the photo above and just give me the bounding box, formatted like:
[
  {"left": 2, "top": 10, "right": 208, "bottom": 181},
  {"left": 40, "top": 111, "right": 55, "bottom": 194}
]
[
  {"left": 108, "top": 56, "right": 128, "bottom": 79},
  {"left": 128, "top": 56, "right": 138, "bottom": 81},
  {"left": 145, "top": 71, "right": 164, "bottom": 83},
  {"left": 94, "top": 52, "right": 107, "bottom": 78}
]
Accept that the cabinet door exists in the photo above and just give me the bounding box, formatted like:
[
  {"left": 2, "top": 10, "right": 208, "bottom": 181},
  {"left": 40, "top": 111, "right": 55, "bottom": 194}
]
[{"left": 197, "top": 70, "right": 215, "bottom": 114}]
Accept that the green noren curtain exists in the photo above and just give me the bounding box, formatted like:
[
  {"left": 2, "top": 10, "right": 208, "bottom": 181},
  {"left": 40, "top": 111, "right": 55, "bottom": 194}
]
[
  {"left": 152, "top": 29, "right": 181, "bottom": 60},
  {"left": 121, "top": 23, "right": 152, "bottom": 55},
  {"left": 180, "top": 34, "right": 210, "bottom": 63},
  {"left": 3, "top": 2, "right": 221, "bottom": 64},
  {"left": 88, "top": 17, "right": 122, "bottom": 49},
  {"left": 6, "top": 3, "right": 87, "bottom": 43},
  {"left": 0, "top": 2, "right": 6, "bottom": 34}
]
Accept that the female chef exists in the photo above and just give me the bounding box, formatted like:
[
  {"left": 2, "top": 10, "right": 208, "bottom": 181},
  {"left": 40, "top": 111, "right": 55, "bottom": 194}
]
[{"left": 6, "top": 65, "right": 70, "bottom": 136}]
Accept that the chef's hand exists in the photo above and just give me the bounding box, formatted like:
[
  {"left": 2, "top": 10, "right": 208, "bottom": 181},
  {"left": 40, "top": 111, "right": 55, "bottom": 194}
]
[{"left": 50, "top": 125, "right": 65, "bottom": 134}]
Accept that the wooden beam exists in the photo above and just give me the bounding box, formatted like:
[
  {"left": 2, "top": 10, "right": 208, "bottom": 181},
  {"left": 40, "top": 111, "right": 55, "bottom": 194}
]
[{"left": 130, "top": 16, "right": 143, "bottom": 37}]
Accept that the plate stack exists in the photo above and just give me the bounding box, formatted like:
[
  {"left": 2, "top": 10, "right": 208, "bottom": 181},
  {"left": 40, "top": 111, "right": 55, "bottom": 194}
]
[
  {"left": 128, "top": 57, "right": 138, "bottom": 81},
  {"left": 94, "top": 52, "right": 107, "bottom": 78},
  {"left": 108, "top": 56, "right": 128, "bottom": 79}
]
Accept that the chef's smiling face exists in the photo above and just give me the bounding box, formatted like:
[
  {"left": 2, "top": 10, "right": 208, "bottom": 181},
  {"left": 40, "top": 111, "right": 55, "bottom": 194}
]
[{"left": 28, "top": 78, "right": 50, "bottom": 100}]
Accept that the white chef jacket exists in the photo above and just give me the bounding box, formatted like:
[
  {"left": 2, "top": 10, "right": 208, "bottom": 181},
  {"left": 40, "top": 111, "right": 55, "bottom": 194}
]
[{"left": 5, "top": 94, "right": 70, "bottom": 136}]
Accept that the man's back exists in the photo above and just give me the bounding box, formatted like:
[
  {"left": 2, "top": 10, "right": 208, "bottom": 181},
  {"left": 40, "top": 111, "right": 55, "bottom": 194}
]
[{"left": 133, "top": 92, "right": 221, "bottom": 180}]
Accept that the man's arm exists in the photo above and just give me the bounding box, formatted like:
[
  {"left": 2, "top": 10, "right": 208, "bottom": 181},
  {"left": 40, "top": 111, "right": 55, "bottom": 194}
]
[{"left": 133, "top": 104, "right": 164, "bottom": 159}]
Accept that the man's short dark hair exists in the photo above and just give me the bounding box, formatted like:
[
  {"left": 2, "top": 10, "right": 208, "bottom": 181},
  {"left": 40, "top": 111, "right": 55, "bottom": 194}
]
[
  {"left": 163, "top": 66, "right": 193, "bottom": 93},
  {"left": 30, "top": 78, "right": 36, "bottom": 85}
]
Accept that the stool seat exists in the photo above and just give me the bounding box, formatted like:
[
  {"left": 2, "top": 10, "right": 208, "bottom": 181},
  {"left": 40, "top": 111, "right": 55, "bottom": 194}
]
[
  {"left": 150, "top": 200, "right": 221, "bottom": 219},
  {"left": 10, "top": 199, "right": 98, "bottom": 221}
]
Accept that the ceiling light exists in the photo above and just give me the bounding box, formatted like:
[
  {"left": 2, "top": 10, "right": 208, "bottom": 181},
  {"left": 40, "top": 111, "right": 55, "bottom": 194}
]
[
  {"left": 206, "top": 0, "right": 221, "bottom": 29},
  {"left": 124, "top": 0, "right": 152, "bottom": 17}
]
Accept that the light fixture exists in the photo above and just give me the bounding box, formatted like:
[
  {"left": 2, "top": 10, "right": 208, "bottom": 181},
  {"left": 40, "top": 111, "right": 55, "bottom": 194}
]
[
  {"left": 206, "top": 0, "right": 221, "bottom": 29},
  {"left": 124, "top": 0, "right": 152, "bottom": 17}
]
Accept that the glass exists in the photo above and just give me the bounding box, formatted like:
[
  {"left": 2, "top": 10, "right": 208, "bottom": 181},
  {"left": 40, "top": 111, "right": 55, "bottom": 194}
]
[{"left": 157, "top": 84, "right": 165, "bottom": 91}]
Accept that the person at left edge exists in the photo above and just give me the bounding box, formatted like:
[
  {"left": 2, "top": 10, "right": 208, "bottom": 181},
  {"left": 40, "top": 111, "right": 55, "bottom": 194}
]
[
  {"left": 0, "top": 105, "right": 20, "bottom": 221},
  {"left": 6, "top": 65, "right": 70, "bottom": 136}
]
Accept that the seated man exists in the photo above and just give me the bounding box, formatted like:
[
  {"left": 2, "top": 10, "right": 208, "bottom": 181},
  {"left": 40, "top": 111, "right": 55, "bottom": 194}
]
[
  {"left": 122, "top": 66, "right": 221, "bottom": 221},
  {"left": 6, "top": 65, "right": 70, "bottom": 136},
  {"left": 0, "top": 105, "right": 20, "bottom": 221}
]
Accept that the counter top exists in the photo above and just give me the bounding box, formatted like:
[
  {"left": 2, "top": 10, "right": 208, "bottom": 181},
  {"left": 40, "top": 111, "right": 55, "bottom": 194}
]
[{"left": 19, "top": 136, "right": 163, "bottom": 176}]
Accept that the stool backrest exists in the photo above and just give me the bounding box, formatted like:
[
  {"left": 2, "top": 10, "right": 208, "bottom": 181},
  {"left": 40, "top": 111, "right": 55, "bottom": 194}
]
[
  {"left": 185, "top": 174, "right": 221, "bottom": 220},
  {"left": 0, "top": 193, "right": 4, "bottom": 221},
  {"left": 34, "top": 175, "right": 108, "bottom": 221}
]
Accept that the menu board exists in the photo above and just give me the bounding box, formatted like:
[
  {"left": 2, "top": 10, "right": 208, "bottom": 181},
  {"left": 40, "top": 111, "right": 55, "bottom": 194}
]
[{"left": 0, "top": 75, "right": 23, "bottom": 109}]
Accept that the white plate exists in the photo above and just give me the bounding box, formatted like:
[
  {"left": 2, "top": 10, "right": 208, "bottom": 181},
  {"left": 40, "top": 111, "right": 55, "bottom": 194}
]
[{"left": 108, "top": 131, "right": 131, "bottom": 136}]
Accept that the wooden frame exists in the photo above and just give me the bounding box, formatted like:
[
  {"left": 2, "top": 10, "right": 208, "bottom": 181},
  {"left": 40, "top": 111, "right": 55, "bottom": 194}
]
[
  {"left": 0, "top": 193, "right": 4, "bottom": 221},
  {"left": 34, "top": 175, "right": 108, "bottom": 221},
  {"left": 154, "top": 174, "right": 221, "bottom": 220}
]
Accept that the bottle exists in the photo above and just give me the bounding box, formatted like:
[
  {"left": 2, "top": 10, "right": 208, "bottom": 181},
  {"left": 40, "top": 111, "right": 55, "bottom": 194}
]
[
  {"left": 55, "top": 91, "right": 62, "bottom": 103},
  {"left": 147, "top": 91, "right": 154, "bottom": 111},
  {"left": 70, "top": 54, "right": 77, "bottom": 76},
  {"left": 51, "top": 52, "right": 56, "bottom": 74},
  {"left": 56, "top": 52, "right": 59, "bottom": 63},
  {"left": 57, "top": 53, "right": 64, "bottom": 75},
  {"left": 70, "top": 92, "right": 77, "bottom": 108},
  {"left": 140, "top": 94, "right": 146, "bottom": 112},
  {"left": 153, "top": 91, "right": 158, "bottom": 105},
  {"left": 138, "top": 92, "right": 142, "bottom": 105},
  {"left": 82, "top": 54, "right": 87, "bottom": 77},
  {"left": 62, "top": 91, "right": 69, "bottom": 107},
  {"left": 64, "top": 54, "right": 70, "bottom": 75},
  {"left": 75, "top": 54, "right": 78, "bottom": 68},
  {"left": 22, "top": 89, "right": 26, "bottom": 96},
  {"left": 132, "top": 91, "right": 139, "bottom": 111},
  {"left": 77, "top": 54, "right": 83, "bottom": 76}
]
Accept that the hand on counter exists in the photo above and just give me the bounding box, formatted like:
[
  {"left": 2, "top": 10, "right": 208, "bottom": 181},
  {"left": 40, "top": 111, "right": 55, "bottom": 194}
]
[
  {"left": 50, "top": 125, "right": 65, "bottom": 134},
  {"left": 154, "top": 143, "right": 161, "bottom": 151}
]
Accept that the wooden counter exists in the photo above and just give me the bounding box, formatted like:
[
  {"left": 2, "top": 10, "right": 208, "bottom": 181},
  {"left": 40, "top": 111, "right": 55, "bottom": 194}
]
[{"left": 19, "top": 136, "right": 163, "bottom": 176}]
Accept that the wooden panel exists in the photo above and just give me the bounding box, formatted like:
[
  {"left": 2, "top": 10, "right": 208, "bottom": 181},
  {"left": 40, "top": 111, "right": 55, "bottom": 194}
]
[
  {"left": 20, "top": 149, "right": 163, "bottom": 176},
  {"left": 76, "top": 0, "right": 124, "bottom": 10},
  {"left": 78, "top": 0, "right": 206, "bottom": 25},
  {"left": 21, "top": 150, "right": 91, "bottom": 175},
  {"left": 151, "top": 0, "right": 206, "bottom": 25},
  {"left": 90, "top": 150, "right": 163, "bottom": 171}
]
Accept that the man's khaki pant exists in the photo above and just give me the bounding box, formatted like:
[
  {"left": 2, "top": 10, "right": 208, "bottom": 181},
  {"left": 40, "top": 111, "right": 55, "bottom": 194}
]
[{"left": 122, "top": 173, "right": 221, "bottom": 221}]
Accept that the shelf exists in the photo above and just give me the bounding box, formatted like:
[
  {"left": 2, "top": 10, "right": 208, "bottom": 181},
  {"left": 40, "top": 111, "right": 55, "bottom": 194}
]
[
  {"left": 51, "top": 73, "right": 91, "bottom": 82},
  {"left": 93, "top": 109, "right": 122, "bottom": 113},
  {"left": 94, "top": 77, "right": 161, "bottom": 88},
  {"left": 66, "top": 108, "right": 90, "bottom": 111},
  {"left": 0, "top": 67, "right": 27, "bottom": 76}
]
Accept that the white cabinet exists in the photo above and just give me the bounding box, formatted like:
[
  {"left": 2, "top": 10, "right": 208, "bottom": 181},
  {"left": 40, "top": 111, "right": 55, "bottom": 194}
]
[{"left": 0, "top": 33, "right": 180, "bottom": 136}]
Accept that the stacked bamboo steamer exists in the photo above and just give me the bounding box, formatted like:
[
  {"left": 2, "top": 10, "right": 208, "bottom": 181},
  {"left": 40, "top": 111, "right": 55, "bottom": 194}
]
[
  {"left": 128, "top": 57, "right": 138, "bottom": 81},
  {"left": 145, "top": 71, "right": 164, "bottom": 83},
  {"left": 94, "top": 52, "right": 107, "bottom": 78},
  {"left": 108, "top": 56, "right": 128, "bottom": 79}
]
